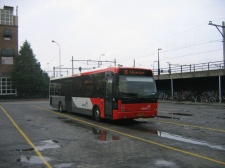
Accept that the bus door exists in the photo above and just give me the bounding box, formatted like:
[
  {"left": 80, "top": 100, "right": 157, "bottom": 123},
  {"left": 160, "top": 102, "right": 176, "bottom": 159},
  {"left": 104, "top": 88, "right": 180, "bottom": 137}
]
[
  {"left": 105, "top": 76, "right": 113, "bottom": 118},
  {"left": 65, "top": 80, "right": 72, "bottom": 112}
]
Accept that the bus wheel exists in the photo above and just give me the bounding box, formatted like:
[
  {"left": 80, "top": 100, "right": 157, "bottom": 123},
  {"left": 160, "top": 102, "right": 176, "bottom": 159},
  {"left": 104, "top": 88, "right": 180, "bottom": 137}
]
[
  {"left": 93, "top": 107, "right": 101, "bottom": 121},
  {"left": 58, "top": 102, "right": 64, "bottom": 113}
]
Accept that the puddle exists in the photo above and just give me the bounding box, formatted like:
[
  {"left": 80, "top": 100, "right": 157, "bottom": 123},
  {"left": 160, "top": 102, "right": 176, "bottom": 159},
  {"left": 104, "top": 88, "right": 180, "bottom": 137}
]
[
  {"left": 13, "top": 140, "right": 60, "bottom": 152},
  {"left": 17, "top": 155, "right": 51, "bottom": 164},
  {"left": 58, "top": 117, "right": 120, "bottom": 142},
  {"left": 155, "top": 160, "right": 175, "bottom": 167},
  {"left": 168, "top": 113, "right": 193, "bottom": 116},
  {"left": 130, "top": 126, "right": 225, "bottom": 151},
  {"left": 93, "top": 128, "right": 120, "bottom": 141},
  {"left": 14, "top": 148, "right": 34, "bottom": 152},
  {"left": 157, "top": 131, "right": 225, "bottom": 151},
  {"left": 156, "top": 115, "right": 180, "bottom": 120},
  {"left": 36, "top": 140, "right": 60, "bottom": 151}
]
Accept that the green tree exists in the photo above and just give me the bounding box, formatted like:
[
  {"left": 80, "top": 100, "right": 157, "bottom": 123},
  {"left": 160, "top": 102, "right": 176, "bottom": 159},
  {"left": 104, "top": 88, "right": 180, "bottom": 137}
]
[{"left": 11, "top": 40, "right": 49, "bottom": 98}]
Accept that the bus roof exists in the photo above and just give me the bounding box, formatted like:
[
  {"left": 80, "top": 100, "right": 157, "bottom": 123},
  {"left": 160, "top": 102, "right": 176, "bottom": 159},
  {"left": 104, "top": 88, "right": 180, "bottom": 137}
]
[
  {"left": 76, "top": 66, "right": 152, "bottom": 76},
  {"left": 50, "top": 66, "right": 153, "bottom": 81}
]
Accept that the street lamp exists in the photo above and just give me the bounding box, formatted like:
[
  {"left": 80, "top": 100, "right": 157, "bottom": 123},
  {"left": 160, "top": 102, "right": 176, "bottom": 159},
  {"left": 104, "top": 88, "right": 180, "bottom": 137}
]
[
  {"left": 52, "top": 40, "right": 61, "bottom": 76},
  {"left": 208, "top": 21, "right": 225, "bottom": 69},
  {"left": 158, "top": 48, "right": 162, "bottom": 75}
]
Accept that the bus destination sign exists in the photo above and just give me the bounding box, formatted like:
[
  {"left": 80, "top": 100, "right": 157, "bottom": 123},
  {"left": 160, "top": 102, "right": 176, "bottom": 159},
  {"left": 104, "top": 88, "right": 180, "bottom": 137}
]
[{"left": 119, "top": 69, "right": 152, "bottom": 76}]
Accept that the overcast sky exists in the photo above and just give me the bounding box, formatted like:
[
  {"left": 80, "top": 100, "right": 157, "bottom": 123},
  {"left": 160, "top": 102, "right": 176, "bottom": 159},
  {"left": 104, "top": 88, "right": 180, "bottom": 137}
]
[{"left": 1, "top": 0, "right": 224, "bottom": 76}]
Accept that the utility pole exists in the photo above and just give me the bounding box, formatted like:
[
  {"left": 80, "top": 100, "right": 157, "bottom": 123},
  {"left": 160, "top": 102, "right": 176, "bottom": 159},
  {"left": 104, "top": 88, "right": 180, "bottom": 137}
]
[
  {"left": 71, "top": 59, "right": 117, "bottom": 68},
  {"left": 158, "top": 48, "right": 162, "bottom": 75},
  {"left": 52, "top": 40, "right": 61, "bottom": 76},
  {"left": 72, "top": 56, "right": 74, "bottom": 74},
  {"left": 54, "top": 67, "right": 91, "bottom": 77},
  {"left": 208, "top": 21, "right": 225, "bottom": 68}
]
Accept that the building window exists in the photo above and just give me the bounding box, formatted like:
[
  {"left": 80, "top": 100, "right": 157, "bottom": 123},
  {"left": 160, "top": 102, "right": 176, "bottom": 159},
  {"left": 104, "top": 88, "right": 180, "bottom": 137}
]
[
  {"left": 1, "top": 48, "right": 15, "bottom": 57},
  {"left": 0, "top": 49, "right": 14, "bottom": 65},
  {"left": 4, "top": 29, "right": 12, "bottom": 40},
  {"left": 0, "top": 77, "right": 17, "bottom": 95},
  {"left": 1, "top": 57, "right": 13, "bottom": 64},
  {"left": 0, "top": 9, "right": 13, "bottom": 25}
]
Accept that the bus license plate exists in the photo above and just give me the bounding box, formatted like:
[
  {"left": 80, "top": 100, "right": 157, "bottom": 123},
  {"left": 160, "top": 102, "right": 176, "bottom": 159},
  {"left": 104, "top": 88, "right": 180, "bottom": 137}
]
[{"left": 136, "top": 113, "right": 144, "bottom": 117}]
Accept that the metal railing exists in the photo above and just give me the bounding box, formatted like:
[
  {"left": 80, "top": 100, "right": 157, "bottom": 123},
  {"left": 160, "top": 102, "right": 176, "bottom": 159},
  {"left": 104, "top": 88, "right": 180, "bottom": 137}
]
[{"left": 153, "top": 61, "right": 225, "bottom": 75}]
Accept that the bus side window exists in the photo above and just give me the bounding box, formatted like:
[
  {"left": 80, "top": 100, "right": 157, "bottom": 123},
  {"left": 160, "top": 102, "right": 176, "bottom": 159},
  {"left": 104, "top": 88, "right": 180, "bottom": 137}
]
[
  {"left": 96, "top": 79, "right": 104, "bottom": 97},
  {"left": 74, "top": 78, "right": 82, "bottom": 97},
  {"left": 50, "top": 83, "right": 62, "bottom": 95},
  {"left": 98, "top": 88, "right": 104, "bottom": 97}
]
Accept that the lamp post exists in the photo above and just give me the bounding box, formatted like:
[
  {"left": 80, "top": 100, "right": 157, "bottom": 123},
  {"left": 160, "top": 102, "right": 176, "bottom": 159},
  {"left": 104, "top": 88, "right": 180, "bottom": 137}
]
[
  {"left": 208, "top": 21, "right": 225, "bottom": 69},
  {"left": 52, "top": 40, "right": 61, "bottom": 76},
  {"left": 158, "top": 48, "right": 162, "bottom": 75},
  {"left": 208, "top": 21, "right": 225, "bottom": 103}
]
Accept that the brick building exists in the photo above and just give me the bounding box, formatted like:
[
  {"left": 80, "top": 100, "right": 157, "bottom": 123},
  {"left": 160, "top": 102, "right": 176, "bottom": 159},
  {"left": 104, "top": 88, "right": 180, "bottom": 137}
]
[{"left": 0, "top": 6, "right": 18, "bottom": 98}]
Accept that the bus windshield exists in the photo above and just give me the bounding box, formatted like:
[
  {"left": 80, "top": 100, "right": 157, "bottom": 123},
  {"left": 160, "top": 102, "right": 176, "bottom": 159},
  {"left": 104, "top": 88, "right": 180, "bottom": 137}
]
[{"left": 118, "top": 75, "right": 157, "bottom": 98}]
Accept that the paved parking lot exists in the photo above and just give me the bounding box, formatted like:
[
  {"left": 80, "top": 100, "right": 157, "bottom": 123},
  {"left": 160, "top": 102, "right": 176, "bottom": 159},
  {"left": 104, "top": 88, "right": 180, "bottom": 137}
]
[{"left": 0, "top": 100, "right": 225, "bottom": 168}]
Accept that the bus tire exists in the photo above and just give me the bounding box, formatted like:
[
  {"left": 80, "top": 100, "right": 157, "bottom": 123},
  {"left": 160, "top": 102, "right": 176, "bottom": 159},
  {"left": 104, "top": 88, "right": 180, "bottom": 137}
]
[
  {"left": 58, "top": 102, "right": 64, "bottom": 113},
  {"left": 93, "top": 106, "right": 101, "bottom": 121}
]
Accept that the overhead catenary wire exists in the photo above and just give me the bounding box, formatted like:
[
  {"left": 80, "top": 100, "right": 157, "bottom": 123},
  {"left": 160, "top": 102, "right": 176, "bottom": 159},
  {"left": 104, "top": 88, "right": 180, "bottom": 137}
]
[{"left": 107, "top": 23, "right": 222, "bottom": 67}]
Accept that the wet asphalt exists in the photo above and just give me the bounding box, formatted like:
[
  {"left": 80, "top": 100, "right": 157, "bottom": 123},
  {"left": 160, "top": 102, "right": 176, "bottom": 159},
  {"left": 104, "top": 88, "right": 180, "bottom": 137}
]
[{"left": 0, "top": 100, "right": 225, "bottom": 168}]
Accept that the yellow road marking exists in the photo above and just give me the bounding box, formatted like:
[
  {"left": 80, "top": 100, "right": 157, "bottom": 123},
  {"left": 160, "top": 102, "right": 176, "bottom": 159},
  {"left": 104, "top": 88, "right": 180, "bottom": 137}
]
[
  {"left": 0, "top": 106, "right": 52, "bottom": 168},
  {"left": 33, "top": 105, "right": 225, "bottom": 166}
]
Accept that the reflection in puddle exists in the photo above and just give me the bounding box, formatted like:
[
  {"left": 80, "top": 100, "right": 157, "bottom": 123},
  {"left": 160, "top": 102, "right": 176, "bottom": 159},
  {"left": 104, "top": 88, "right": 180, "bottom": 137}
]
[
  {"left": 157, "top": 131, "right": 225, "bottom": 151},
  {"left": 58, "top": 117, "right": 121, "bottom": 142},
  {"left": 133, "top": 126, "right": 225, "bottom": 151},
  {"left": 36, "top": 140, "right": 60, "bottom": 151},
  {"left": 93, "top": 128, "right": 120, "bottom": 141},
  {"left": 17, "top": 156, "right": 51, "bottom": 164}
]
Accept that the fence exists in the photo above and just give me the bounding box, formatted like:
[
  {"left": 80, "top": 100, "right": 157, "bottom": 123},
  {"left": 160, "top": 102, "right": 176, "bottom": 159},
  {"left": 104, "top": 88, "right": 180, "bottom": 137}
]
[{"left": 153, "top": 61, "right": 225, "bottom": 75}]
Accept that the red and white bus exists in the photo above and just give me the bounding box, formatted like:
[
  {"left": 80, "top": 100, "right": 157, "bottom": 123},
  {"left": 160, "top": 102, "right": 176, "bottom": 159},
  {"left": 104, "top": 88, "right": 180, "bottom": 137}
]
[{"left": 49, "top": 66, "right": 158, "bottom": 121}]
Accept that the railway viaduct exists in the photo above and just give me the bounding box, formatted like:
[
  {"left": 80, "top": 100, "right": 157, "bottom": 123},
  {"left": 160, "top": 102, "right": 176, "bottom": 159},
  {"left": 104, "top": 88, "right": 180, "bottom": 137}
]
[{"left": 154, "top": 61, "right": 225, "bottom": 102}]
